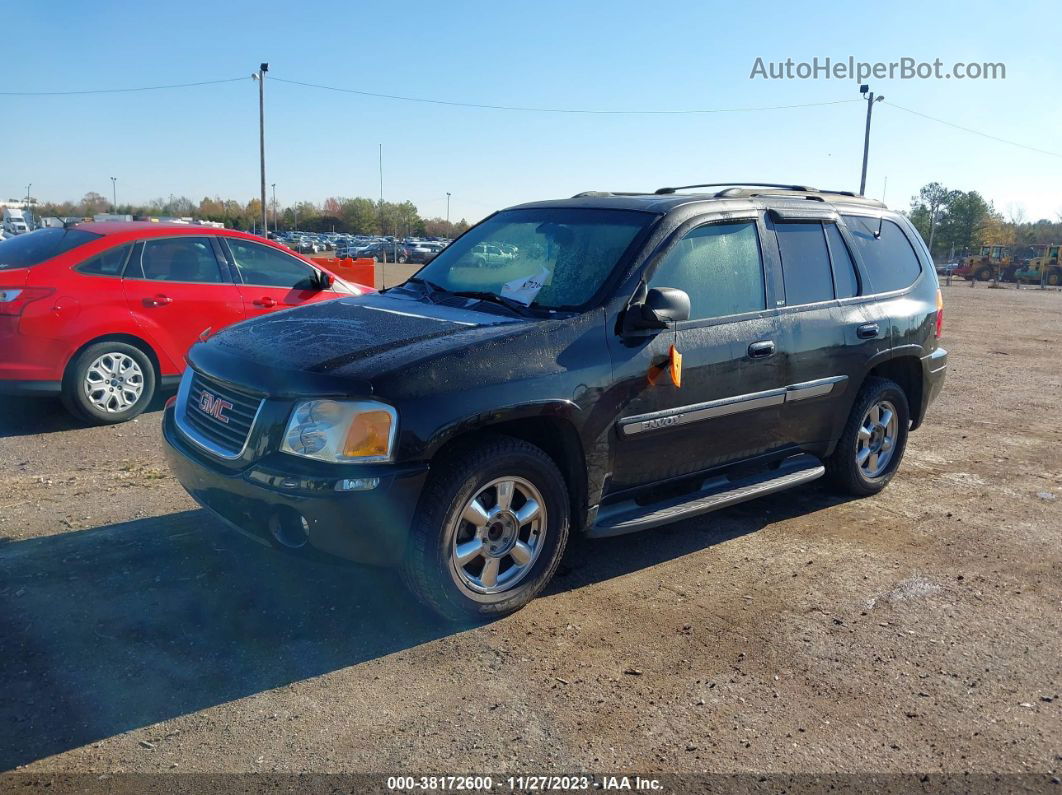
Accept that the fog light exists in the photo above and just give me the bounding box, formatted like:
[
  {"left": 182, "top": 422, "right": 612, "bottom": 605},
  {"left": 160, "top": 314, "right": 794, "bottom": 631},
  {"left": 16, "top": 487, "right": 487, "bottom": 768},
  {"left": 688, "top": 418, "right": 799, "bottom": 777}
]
[{"left": 335, "top": 477, "right": 380, "bottom": 492}]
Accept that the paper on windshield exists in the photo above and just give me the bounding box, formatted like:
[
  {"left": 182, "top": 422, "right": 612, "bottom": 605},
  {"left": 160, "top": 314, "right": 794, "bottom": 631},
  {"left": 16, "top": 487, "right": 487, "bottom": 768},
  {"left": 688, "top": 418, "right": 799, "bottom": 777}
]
[{"left": 500, "top": 267, "right": 551, "bottom": 306}]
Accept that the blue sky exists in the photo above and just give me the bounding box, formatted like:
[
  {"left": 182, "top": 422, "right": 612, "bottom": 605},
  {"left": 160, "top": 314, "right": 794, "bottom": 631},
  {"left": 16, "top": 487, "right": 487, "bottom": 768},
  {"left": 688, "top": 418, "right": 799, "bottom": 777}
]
[{"left": 3, "top": 0, "right": 1060, "bottom": 223}]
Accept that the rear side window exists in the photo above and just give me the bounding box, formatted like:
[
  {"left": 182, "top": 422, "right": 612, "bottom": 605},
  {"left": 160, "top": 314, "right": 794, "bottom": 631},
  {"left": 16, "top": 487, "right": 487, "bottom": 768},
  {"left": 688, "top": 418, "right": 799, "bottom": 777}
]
[
  {"left": 75, "top": 244, "right": 132, "bottom": 277},
  {"left": 650, "top": 221, "right": 765, "bottom": 320},
  {"left": 825, "top": 224, "right": 859, "bottom": 298},
  {"left": 841, "top": 216, "right": 922, "bottom": 293},
  {"left": 0, "top": 228, "right": 103, "bottom": 270},
  {"left": 775, "top": 223, "right": 834, "bottom": 305},
  {"left": 132, "top": 237, "right": 225, "bottom": 283}
]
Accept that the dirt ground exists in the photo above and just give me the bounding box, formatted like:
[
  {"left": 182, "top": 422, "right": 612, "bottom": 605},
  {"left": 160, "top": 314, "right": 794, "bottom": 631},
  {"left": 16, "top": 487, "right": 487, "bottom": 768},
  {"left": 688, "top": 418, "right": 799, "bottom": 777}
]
[{"left": 0, "top": 285, "right": 1059, "bottom": 781}]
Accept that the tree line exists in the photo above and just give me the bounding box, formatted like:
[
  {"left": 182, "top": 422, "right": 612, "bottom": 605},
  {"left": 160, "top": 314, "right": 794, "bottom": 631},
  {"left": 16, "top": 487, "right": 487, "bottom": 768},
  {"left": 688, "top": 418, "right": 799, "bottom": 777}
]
[
  {"left": 27, "top": 192, "right": 471, "bottom": 238},
  {"left": 907, "top": 183, "right": 1062, "bottom": 261}
]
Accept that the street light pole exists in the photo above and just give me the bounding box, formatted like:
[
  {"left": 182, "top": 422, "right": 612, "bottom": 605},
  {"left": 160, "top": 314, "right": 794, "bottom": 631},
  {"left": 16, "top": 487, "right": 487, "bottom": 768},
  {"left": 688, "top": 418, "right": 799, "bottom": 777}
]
[
  {"left": 254, "top": 63, "right": 269, "bottom": 236},
  {"left": 110, "top": 177, "right": 117, "bottom": 212},
  {"left": 446, "top": 192, "right": 451, "bottom": 226},
  {"left": 858, "top": 84, "right": 885, "bottom": 196},
  {"left": 271, "top": 183, "right": 277, "bottom": 234}
]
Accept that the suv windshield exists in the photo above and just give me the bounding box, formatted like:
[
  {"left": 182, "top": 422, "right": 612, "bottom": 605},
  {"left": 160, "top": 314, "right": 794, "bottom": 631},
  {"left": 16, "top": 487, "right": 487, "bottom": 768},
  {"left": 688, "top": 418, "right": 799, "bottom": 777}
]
[
  {"left": 411, "top": 207, "right": 654, "bottom": 309},
  {"left": 0, "top": 228, "right": 102, "bottom": 269}
]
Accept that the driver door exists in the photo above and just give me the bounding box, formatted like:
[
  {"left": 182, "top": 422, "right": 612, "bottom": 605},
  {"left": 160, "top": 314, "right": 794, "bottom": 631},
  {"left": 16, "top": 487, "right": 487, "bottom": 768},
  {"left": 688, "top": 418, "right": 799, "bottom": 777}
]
[
  {"left": 218, "top": 237, "right": 333, "bottom": 318},
  {"left": 607, "top": 217, "right": 786, "bottom": 492}
]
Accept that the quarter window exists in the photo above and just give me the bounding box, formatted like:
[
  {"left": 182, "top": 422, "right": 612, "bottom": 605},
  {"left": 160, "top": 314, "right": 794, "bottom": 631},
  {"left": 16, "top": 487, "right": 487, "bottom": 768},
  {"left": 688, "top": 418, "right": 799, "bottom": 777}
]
[
  {"left": 133, "top": 237, "right": 224, "bottom": 283},
  {"left": 225, "top": 239, "right": 317, "bottom": 289},
  {"left": 841, "top": 216, "right": 922, "bottom": 293},
  {"left": 775, "top": 223, "right": 834, "bottom": 305},
  {"left": 650, "top": 221, "right": 765, "bottom": 320},
  {"left": 824, "top": 224, "right": 859, "bottom": 298},
  {"left": 75, "top": 243, "right": 132, "bottom": 277}
]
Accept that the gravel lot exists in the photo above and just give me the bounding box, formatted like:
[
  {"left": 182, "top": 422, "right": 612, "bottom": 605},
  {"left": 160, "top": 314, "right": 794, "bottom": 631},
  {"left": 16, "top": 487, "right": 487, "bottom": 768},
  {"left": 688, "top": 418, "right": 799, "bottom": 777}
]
[{"left": 0, "top": 285, "right": 1059, "bottom": 779}]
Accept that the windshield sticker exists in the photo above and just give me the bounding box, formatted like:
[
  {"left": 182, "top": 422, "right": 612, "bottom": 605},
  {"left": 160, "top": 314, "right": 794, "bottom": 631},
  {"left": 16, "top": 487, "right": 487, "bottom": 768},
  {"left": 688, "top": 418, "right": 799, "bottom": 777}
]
[{"left": 500, "top": 267, "right": 551, "bottom": 306}]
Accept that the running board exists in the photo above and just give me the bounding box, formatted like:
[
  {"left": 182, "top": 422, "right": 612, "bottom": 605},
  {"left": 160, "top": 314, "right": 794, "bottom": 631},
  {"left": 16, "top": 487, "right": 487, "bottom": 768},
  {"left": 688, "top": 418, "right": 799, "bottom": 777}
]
[{"left": 588, "top": 454, "right": 825, "bottom": 538}]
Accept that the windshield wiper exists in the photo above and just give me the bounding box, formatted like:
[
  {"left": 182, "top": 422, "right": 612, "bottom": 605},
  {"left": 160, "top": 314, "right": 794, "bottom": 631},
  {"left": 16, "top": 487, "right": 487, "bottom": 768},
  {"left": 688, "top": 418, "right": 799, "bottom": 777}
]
[
  {"left": 397, "top": 276, "right": 448, "bottom": 302},
  {"left": 449, "top": 290, "right": 537, "bottom": 316}
]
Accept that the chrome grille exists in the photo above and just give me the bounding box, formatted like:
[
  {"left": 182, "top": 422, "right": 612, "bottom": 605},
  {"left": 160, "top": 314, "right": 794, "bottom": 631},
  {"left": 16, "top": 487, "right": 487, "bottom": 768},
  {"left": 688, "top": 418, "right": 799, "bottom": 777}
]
[{"left": 182, "top": 372, "right": 262, "bottom": 457}]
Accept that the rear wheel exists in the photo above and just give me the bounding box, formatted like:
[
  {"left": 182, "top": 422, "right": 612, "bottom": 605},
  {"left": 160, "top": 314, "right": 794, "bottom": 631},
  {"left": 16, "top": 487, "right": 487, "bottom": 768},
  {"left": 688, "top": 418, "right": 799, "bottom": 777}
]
[
  {"left": 1047, "top": 268, "right": 1062, "bottom": 287},
  {"left": 826, "top": 377, "right": 910, "bottom": 496},
  {"left": 403, "top": 435, "right": 570, "bottom": 622},
  {"left": 975, "top": 266, "right": 992, "bottom": 281},
  {"left": 61, "top": 341, "right": 156, "bottom": 425}
]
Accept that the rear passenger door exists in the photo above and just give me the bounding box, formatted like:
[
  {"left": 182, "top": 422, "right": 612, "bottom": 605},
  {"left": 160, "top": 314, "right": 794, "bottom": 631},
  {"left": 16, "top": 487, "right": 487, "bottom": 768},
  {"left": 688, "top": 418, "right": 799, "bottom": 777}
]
[
  {"left": 218, "top": 237, "right": 333, "bottom": 318},
  {"left": 122, "top": 236, "right": 246, "bottom": 369},
  {"left": 768, "top": 214, "right": 858, "bottom": 448}
]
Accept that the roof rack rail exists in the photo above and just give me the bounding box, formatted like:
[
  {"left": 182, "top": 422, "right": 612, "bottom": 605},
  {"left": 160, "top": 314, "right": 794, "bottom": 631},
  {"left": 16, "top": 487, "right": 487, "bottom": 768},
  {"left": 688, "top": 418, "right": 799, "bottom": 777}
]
[
  {"left": 571, "top": 190, "right": 649, "bottom": 198},
  {"left": 654, "top": 182, "right": 817, "bottom": 195}
]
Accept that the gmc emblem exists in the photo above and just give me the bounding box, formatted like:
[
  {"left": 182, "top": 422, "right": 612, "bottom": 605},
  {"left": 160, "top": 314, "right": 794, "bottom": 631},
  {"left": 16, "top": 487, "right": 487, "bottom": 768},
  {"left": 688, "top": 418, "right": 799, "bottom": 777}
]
[{"left": 199, "top": 391, "right": 234, "bottom": 424}]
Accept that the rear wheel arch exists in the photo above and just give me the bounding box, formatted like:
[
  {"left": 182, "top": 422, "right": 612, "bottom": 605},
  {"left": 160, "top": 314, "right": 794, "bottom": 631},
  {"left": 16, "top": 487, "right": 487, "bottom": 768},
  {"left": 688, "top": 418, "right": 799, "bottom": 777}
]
[
  {"left": 65, "top": 332, "right": 164, "bottom": 383},
  {"left": 862, "top": 355, "right": 924, "bottom": 430}
]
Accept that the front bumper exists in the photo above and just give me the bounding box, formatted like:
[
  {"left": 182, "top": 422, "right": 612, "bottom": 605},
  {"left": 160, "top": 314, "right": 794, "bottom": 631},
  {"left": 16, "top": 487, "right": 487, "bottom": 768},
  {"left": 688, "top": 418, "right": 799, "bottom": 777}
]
[{"left": 162, "top": 404, "right": 428, "bottom": 565}]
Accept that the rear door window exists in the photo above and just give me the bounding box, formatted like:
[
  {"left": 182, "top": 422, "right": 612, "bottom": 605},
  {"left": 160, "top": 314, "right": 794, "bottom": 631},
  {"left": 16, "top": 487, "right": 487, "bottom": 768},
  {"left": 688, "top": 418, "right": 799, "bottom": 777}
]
[
  {"left": 132, "top": 237, "right": 225, "bottom": 283},
  {"left": 841, "top": 216, "right": 922, "bottom": 293},
  {"left": 824, "top": 224, "right": 860, "bottom": 298},
  {"left": 774, "top": 223, "right": 834, "bottom": 305},
  {"left": 75, "top": 243, "right": 132, "bottom": 277},
  {"left": 0, "top": 228, "right": 103, "bottom": 270}
]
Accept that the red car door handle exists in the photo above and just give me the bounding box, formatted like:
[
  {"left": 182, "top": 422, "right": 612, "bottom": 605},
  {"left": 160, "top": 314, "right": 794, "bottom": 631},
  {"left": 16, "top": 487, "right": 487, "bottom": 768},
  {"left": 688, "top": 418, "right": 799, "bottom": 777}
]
[
  {"left": 253, "top": 297, "right": 278, "bottom": 308},
  {"left": 143, "top": 294, "right": 173, "bottom": 307}
]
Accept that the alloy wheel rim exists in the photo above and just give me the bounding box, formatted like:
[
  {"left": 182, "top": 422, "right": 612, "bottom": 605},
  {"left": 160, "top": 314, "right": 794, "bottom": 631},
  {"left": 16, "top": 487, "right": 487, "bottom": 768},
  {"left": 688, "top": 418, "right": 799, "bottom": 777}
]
[
  {"left": 449, "top": 476, "right": 547, "bottom": 596},
  {"left": 856, "top": 399, "right": 898, "bottom": 479},
  {"left": 84, "top": 353, "right": 145, "bottom": 413}
]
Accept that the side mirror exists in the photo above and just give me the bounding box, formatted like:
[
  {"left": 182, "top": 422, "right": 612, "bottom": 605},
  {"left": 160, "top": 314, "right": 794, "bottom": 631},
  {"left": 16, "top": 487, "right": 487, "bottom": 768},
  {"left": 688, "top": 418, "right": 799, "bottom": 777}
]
[
  {"left": 634, "top": 287, "right": 690, "bottom": 329},
  {"left": 316, "top": 270, "right": 335, "bottom": 290}
]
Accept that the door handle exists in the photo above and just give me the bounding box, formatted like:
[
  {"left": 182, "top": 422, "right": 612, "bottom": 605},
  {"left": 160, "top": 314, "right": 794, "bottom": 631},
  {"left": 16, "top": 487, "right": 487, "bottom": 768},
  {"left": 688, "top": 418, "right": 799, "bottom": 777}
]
[
  {"left": 253, "top": 297, "right": 278, "bottom": 308},
  {"left": 143, "top": 294, "right": 173, "bottom": 307},
  {"left": 748, "top": 340, "right": 776, "bottom": 359},
  {"left": 856, "top": 323, "right": 880, "bottom": 339}
]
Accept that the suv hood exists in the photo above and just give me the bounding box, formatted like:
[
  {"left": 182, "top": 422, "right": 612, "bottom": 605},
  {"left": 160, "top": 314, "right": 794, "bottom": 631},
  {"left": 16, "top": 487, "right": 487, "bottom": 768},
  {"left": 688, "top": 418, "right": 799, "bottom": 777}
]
[{"left": 191, "top": 292, "right": 533, "bottom": 398}]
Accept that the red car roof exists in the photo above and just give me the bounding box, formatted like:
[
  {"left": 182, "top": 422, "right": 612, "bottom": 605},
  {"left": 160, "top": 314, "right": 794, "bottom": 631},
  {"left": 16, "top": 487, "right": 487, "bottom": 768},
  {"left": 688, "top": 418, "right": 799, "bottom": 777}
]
[{"left": 77, "top": 221, "right": 251, "bottom": 236}]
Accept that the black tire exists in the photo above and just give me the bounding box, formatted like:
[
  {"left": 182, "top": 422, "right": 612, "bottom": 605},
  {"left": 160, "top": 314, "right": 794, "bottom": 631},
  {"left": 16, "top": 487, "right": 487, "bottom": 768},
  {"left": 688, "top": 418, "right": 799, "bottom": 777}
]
[
  {"left": 825, "top": 376, "right": 910, "bottom": 497},
  {"left": 397, "top": 255, "right": 408, "bottom": 264},
  {"left": 403, "top": 434, "right": 570, "bottom": 622},
  {"left": 61, "top": 341, "right": 156, "bottom": 425},
  {"left": 975, "top": 267, "right": 992, "bottom": 281}
]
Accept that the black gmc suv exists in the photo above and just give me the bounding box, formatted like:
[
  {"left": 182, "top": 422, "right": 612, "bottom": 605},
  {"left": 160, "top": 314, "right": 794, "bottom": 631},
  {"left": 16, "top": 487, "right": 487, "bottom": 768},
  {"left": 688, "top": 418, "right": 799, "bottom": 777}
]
[{"left": 163, "top": 183, "right": 947, "bottom": 621}]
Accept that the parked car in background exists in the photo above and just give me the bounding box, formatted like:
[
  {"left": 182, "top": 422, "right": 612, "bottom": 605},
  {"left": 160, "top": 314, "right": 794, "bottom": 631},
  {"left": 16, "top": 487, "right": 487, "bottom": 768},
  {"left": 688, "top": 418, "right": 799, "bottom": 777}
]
[
  {"left": 0, "top": 223, "right": 369, "bottom": 424},
  {"left": 360, "top": 241, "right": 410, "bottom": 263},
  {"left": 408, "top": 243, "right": 445, "bottom": 264}
]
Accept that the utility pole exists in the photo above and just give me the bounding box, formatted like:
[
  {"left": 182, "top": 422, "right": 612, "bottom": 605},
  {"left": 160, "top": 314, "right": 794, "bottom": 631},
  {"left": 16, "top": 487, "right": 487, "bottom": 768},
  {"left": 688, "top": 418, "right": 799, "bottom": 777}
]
[
  {"left": 378, "top": 144, "right": 383, "bottom": 204},
  {"left": 253, "top": 63, "right": 269, "bottom": 236},
  {"left": 110, "top": 177, "right": 117, "bottom": 212},
  {"left": 271, "top": 183, "right": 277, "bottom": 234},
  {"left": 446, "top": 192, "right": 451, "bottom": 226},
  {"left": 858, "top": 84, "right": 885, "bottom": 196}
]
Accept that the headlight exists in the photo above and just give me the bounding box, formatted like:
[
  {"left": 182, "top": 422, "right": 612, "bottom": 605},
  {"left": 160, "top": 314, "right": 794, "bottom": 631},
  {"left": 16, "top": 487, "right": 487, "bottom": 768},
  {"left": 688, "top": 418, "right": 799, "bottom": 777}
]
[{"left": 280, "top": 400, "right": 397, "bottom": 463}]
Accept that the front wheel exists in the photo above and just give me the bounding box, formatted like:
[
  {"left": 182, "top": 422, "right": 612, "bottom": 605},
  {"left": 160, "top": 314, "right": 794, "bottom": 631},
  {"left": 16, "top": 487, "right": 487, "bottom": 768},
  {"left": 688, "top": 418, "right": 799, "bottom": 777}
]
[
  {"left": 403, "top": 435, "right": 570, "bottom": 622},
  {"left": 826, "top": 377, "right": 910, "bottom": 497},
  {"left": 61, "top": 341, "right": 156, "bottom": 425}
]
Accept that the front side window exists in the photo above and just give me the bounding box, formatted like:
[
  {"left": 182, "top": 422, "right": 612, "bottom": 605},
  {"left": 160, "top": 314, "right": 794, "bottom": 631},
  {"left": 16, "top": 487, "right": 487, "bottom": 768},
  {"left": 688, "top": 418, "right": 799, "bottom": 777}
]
[
  {"left": 75, "top": 243, "right": 132, "bottom": 277},
  {"left": 133, "top": 237, "right": 224, "bottom": 283},
  {"left": 775, "top": 222, "right": 834, "bottom": 305},
  {"left": 649, "top": 221, "right": 765, "bottom": 320},
  {"left": 842, "top": 216, "right": 923, "bottom": 294},
  {"left": 225, "top": 238, "right": 316, "bottom": 289},
  {"left": 414, "top": 207, "right": 654, "bottom": 309}
]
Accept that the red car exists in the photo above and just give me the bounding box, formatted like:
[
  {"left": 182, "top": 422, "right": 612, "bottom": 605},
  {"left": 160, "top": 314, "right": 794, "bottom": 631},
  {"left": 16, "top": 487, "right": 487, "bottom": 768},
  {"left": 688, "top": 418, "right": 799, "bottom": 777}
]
[{"left": 0, "top": 223, "right": 370, "bottom": 424}]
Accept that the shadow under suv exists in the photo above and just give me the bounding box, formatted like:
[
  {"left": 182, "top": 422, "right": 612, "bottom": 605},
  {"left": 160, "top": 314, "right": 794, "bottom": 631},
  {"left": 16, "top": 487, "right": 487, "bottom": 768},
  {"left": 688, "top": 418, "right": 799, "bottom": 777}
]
[{"left": 162, "top": 182, "right": 948, "bottom": 621}]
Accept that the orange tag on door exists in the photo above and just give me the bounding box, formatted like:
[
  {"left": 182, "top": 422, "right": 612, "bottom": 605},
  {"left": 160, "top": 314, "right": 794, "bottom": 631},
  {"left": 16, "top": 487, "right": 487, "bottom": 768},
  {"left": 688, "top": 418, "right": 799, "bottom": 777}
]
[{"left": 669, "top": 344, "right": 682, "bottom": 388}]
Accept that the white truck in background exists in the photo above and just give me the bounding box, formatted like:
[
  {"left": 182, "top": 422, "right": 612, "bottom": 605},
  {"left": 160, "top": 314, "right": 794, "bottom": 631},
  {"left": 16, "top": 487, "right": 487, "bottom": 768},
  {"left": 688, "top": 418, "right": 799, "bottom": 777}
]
[{"left": 2, "top": 208, "right": 30, "bottom": 235}]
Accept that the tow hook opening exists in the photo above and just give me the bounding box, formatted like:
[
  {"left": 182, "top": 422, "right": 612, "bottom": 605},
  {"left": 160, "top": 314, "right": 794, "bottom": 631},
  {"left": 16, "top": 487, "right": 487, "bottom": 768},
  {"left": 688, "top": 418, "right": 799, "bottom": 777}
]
[{"left": 269, "top": 507, "right": 310, "bottom": 549}]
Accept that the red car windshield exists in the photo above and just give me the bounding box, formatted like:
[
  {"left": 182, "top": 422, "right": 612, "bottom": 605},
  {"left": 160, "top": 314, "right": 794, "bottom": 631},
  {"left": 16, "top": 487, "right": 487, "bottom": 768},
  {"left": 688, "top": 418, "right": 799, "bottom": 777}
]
[{"left": 0, "top": 228, "right": 103, "bottom": 270}]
